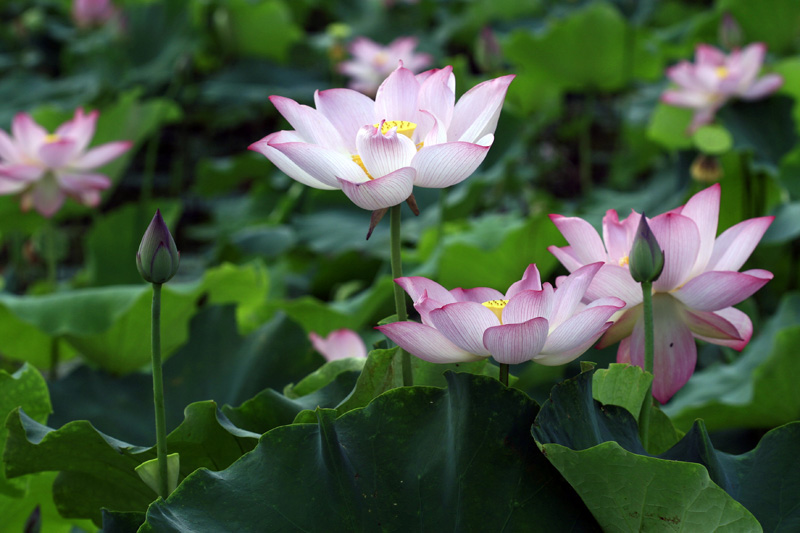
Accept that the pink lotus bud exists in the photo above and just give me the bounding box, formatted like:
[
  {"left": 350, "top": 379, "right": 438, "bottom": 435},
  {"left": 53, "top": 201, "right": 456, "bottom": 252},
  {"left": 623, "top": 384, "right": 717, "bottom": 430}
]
[{"left": 136, "top": 210, "right": 180, "bottom": 284}]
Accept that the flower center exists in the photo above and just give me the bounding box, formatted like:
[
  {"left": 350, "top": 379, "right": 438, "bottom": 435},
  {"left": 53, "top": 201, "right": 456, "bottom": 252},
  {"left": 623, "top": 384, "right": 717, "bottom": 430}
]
[
  {"left": 44, "top": 133, "right": 61, "bottom": 143},
  {"left": 618, "top": 255, "right": 630, "bottom": 267},
  {"left": 481, "top": 299, "right": 508, "bottom": 323},
  {"left": 373, "top": 51, "right": 389, "bottom": 67},
  {"left": 374, "top": 120, "right": 416, "bottom": 139},
  {"left": 715, "top": 66, "right": 730, "bottom": 79}
]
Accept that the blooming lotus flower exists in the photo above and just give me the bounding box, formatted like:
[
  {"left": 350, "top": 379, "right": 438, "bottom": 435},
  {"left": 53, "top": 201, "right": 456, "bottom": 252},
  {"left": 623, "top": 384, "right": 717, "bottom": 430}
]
[
  {"left": 548, "top": 184, "right": 773, "bottom": 402},
  {"left": 377, "top": 264, "right": 624, "bottom": 366},
  {"left": 72, "top": 0, "right": 119, "bottom": 28},
  {"left": 249, "top": 63, "right": 514, "bottom": 213},
  {"left": 309, "top": 329, "right": 368, "bottom": 362},
  {"left": 0, "top": 109, "right": 131, "bottom": 217},
  {"left": 339, "top": 37, "right": 432, "bottom": 96},
  {"left": 662, "top": 43, "right": 783, "bottom": 132}
]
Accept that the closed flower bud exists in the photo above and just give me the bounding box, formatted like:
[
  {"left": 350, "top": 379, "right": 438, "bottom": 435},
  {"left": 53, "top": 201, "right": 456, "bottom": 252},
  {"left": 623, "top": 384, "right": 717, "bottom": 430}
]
[
  {"left": 629, "top": 214, "right": 664, "bottom": 283},
  {"left": 136, "top": 209, "right": 180, "bottom": 284}
]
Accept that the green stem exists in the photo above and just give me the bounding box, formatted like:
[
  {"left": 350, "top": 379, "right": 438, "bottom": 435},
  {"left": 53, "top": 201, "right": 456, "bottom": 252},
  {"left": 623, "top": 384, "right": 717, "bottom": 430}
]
[
  {"left": 390, "top": 204, "right": 413, "bottom": 387},
  {"left": 639, "top": 281, "right": 654, "bottom": 451},
  {"left": 150, "top": 283, "right": 169, "bottom": 498},
  {"left": 45, "top": 222, "right": 57, "bottom": 286},
  {"left": 499, "top": 363, "right": 509, "bottom": 387},
  {"left": 49, "top": 336, "right": 60, "bottom": 381}
]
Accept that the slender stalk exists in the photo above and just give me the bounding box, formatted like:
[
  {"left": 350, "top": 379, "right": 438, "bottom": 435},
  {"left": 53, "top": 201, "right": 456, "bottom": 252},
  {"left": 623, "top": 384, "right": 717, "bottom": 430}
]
[
  {"left": 639, "top": 281, "right": 654, "bottom": 451},
  {"left": 150, "top": 283, "right": 169, "bottom": 498},
  {"left": 45, "top": 222, "right": 57, "bottom": 286},
  {"left": 499, "top": 363, "right": 509, "bottom": 387},
  {"left": 390, "top": 204, "right": 413, "bottom": 387},
  {"left": 49, "top": 336, "right": 60, "bottom": 381}
]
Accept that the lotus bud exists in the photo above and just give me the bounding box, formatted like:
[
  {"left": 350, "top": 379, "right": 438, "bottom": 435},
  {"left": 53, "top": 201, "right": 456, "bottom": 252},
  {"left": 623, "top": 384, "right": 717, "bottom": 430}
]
[
  {"left": 719, "top": 13, "right": 743, "bottom": 51},
  {"left": 629, "top": 214, "right": 664, "bottom": 283},
  {"left": 135, "top": 453, "right": 180, "bottom": 496},
  {"left": 136, "top": 209, "right": 180, "bottom": 284}
]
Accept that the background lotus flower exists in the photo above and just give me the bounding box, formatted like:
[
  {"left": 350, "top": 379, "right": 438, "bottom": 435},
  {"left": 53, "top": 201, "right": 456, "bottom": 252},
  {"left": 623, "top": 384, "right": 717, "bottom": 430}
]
[
  {"left": 72, "top": 0, "right": 119, "bottom": 29},
  {"left": 0, "top": 109, "right": 132, "bottom": 217},
  {"left": 339, "top": 36, "right": 432, "bottom": 96},
  {"left": 309, "top": 329, "right": 368, "bottom": 361},
  {"left": 377, "top": 264, "right": 624, "bottom": 366},
  {"left": 249, "top": 63, "right": 514, "bottom": 212},
  {"left": 661, "top": 43, "right": 783, "bottom": 132},
  {"left": 548, "top": 184, "right": 773, "bottom": 402}
]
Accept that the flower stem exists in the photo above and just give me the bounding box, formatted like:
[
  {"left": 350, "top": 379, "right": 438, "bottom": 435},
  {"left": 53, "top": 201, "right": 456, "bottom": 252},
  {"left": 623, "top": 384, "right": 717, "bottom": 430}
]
[
  {"left": 150, "top": 283, "right": 169, "bottom": 498},
  {"left": 639, "top": 281, "right": 654, "bottom": 452},
  {"left": 390, "top": 204, "right": 413, "bottom": 387},
  {"left": 499, "top": 363, "right": 509, "bottom": 387},
  {"left": 45, "top": 222, "right": 57, "bottom": 287}
]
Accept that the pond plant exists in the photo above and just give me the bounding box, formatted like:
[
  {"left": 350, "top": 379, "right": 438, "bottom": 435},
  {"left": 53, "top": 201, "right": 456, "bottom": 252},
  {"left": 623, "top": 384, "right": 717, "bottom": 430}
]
[{"left": 0, "top": 1, "right": 799, "bottom": 532}]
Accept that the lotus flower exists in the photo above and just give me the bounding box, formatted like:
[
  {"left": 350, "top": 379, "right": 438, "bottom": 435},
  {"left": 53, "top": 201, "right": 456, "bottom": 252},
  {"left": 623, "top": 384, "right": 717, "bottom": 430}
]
[
  {"left": 72, "top": 0, "right": 118, "bottom": 28},
  {"left": 548, "top": 184, "right": 773, "bottom": 402},
  {"left": 309, "top": 329, "right": 368, "bottom": 362},
  {"left": 662, "top": 43, "right": 783, "bottom": 132},
  {"left": 0, "top": 109, "right": 131, "bottom": 217},
  {"left": 249, "top": 63, "right": 514, "bottom": 212},
  {"left": 339, "top": 37, "right": 432, "bottom": 96},
  {"left": 377, "top": 264, "right": 624, "bottom": 366}
]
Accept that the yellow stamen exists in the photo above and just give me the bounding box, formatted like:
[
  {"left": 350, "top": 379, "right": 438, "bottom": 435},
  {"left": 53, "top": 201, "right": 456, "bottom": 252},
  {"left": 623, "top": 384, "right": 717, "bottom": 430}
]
[
  {"left": 715, "top": 66, "right": 729, "bottom": 79},
  {"left": 351, "top": 154, "right": 373, "bottom": 180},
  {"left": 482, "top": 299, "right": 509, "bottom": 323},
  {"left": 373, "top": 52, "right": 389, "bottom": 67},
  {"left": 618, "top": 256, "right": 630, "bottom": 267},
  {"left": 44, "top": 133, "right": 61, "bottom": 143},
  {"left": 374, "top": 120, "right": 417, "bottom": 139}
]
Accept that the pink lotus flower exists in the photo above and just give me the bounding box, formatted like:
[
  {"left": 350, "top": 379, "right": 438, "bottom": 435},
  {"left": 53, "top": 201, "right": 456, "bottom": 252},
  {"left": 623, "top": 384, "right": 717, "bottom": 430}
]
[
  {"left": 309, "top": 329, "right": 368, "bottom": 362},
  {"left": 249, "top": 63, "right": 514, "bottom": 212},
  {"left": 662, "top": 43, "right": 783, "bottom": 132},
  {"left": 377, "top": 264, "right": 624, "bottom": 366},
  {"left": 72, "top": 0, "right": 118, "bottom": 28},
  {"left": 548, "top": 184, "right": 773, "bottom": 402},
  {"left": 0, "top": 109, "right": 132, "bottom": 217},
  {"left": 339, "top": 37, "right": 432, "bottom": 96}
]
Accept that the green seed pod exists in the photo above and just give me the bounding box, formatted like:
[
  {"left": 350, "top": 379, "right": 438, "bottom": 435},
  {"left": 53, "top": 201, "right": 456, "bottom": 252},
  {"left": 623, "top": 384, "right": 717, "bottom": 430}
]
[
  {"left": 629, "top": 214, "right": 664, "bottom": 283},
  {"left": 136, "top": 209, "right": 180, "bottom": 284}
]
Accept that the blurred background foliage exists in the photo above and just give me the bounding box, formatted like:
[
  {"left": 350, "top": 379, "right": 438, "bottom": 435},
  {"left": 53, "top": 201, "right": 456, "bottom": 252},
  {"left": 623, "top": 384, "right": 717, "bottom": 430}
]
[{"left": 0, "top": 0, "right": 799, "bottom": 522}]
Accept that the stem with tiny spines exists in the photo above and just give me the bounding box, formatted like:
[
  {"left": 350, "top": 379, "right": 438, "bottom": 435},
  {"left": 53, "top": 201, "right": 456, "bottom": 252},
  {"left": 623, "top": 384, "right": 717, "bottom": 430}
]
[
  {"left": 639, "top": 281, "right": 654, "bottom": 451},
  {"left": 499, "top": 363, "right": 509, "bottom": 387},
  {"left": 390, "top": 204, "right": 413, "bottom": 387},
  {"left": 150, "top": 283, "right": 169, "bottom": 497}
]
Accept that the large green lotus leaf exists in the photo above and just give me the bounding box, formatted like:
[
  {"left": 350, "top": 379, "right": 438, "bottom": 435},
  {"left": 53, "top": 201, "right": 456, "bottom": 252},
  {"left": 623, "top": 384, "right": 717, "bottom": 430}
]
[
  {"left": 4, "top": 400, "right": 260, "bottom": 526},
  {"left": 283, "top": 357, "right": 366, "bottom": 399},
  {"left": 718, "top": 96, "right": 798, "bottom": 176},
  {"left": 0, "top": 262, "right": 267, "bottom": 373},
  {"left": 0, "top": 472, "right": 95, "bottom": 533},
  {"left": 533, "top": 367, "right": 800, "bottom": 529},
  {"left": 225, "top": 0, "right": 302, "bottom": 61},
  {"left": 48, "top": 305, "right": 327, "bottom": 445},
  {"left": 436, "top": 212, "right": 562, "bottom": 291},
  {"left": 540, "top": 442, "right": 760, "bottom": 532},
  {"left": 292, "top": 347, "right": 504, "bottom": 423},
  {"left": 503, "top": 3, "right": 633, "bottom": 93},
  {"left": 646, "top": 102, "right": 694, "bottom": 149},
  {"left": 84, "top": 201, "right": 182, "bottom": 287},
  {"left": 592, "top": 363, "right": 682, "bottom": 454},
  {"left": 0, "top": 365, "right": 52, "bottom": 496},
  {"left": 664, "top": 293, "right": 800, "bottom": 431},
  {"left": 140, "top": 373, "right": 600, "bottom": 532},
  {"left": 718, "top": 0, "right": 800, "bottom": 54}
]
